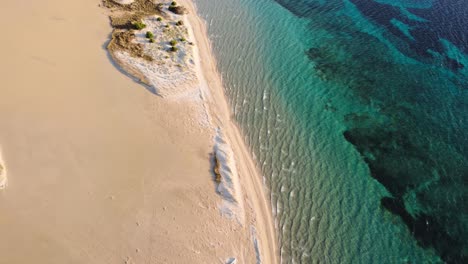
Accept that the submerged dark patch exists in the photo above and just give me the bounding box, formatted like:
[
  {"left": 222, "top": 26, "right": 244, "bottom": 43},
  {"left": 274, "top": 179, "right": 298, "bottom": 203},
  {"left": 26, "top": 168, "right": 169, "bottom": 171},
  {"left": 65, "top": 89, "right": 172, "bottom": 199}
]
[
  {"left": 350, "top": 0, "right": 468, "bottom": 72},
  {"left": 309, "top": 36, "right": 468, "bottom": 261},
  {"left": 273, "top": 0, "right": 341, "bottom": 18},
  {"left": 310, "top": 37, "right": 468, "bottom": 262}
]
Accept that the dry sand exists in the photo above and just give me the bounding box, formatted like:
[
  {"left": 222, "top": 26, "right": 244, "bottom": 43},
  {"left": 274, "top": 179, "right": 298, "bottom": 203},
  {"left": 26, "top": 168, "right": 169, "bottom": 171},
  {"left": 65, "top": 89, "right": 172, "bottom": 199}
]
[{"left": 0, "top": 0, "right": 278, "bottom": 263}]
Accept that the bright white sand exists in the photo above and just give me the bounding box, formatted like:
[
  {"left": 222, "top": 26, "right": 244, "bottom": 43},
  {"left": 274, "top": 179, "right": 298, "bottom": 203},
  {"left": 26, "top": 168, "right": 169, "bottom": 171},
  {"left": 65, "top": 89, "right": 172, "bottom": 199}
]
[
  {"left": 0, "top": 153, "right": 6, "bottom": 189},
  {"left": 0, "top": 0, "right": 278, "bottom": 263},
  {"left": 113, "top": 0, "right": 135, "bottom": 5}
]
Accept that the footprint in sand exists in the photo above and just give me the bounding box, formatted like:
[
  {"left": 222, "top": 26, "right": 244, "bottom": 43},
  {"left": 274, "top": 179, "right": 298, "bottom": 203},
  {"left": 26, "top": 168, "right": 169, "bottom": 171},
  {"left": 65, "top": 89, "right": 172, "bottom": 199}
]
[{"left": 0, "top": 156, "right": 7, "bottom": 189}]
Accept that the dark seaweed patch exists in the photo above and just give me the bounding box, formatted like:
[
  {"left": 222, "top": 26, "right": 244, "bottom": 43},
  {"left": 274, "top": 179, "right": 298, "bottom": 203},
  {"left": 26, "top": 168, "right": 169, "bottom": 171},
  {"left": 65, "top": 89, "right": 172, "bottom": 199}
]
[
  {"left": 277, "top": 0, "right": 468, "bottom": 262},
  {"left": 350, "top": 0, "right": 468, "bottom": 72}
]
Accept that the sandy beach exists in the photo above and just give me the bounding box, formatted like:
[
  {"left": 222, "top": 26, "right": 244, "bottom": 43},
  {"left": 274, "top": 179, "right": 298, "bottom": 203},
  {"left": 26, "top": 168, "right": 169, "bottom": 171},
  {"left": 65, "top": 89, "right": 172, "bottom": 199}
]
[{"left": 0, "top": 0, "right": 277, "bottom": 263}]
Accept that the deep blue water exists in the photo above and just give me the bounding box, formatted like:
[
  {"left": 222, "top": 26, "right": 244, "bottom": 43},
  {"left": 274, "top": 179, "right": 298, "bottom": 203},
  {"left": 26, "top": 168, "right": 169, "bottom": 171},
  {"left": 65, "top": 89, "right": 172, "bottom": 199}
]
[{"left": 194, "top": 0, "right": 468, "bottom": 263}]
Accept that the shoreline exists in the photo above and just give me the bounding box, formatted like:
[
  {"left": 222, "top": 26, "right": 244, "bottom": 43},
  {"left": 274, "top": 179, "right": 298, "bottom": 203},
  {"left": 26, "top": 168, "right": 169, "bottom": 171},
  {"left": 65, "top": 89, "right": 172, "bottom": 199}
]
[
  {"left": 180, "top": 0, "right": 279, "bottom": 262},
  {"left": 103, "top": 0, "right": 279, "bottom": 262},
  {"left": 104, "top": 0, "right": 279, "bottom": 261}
]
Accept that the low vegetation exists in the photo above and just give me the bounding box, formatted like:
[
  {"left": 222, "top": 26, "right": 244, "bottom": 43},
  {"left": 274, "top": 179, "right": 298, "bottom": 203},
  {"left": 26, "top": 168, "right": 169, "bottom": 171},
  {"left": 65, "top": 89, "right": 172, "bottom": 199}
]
[
  {"left": 108, "top": 30, "right": 153, "bottom": 61},
  {"left": 104, "top": 0, "right": 191, "bottom": 62},
  {"left": 146, "top": 31, "right": 154, "bottom": 39},
  {"left": 132, "top": 21, "right": 146, "bottom": 30}
]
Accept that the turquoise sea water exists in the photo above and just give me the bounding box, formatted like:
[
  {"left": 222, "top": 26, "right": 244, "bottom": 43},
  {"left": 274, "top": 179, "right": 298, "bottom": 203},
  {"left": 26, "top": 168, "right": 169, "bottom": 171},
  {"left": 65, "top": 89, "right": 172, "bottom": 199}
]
[{"left": 193, "top": 0, "right": 467, "bottom": 263}]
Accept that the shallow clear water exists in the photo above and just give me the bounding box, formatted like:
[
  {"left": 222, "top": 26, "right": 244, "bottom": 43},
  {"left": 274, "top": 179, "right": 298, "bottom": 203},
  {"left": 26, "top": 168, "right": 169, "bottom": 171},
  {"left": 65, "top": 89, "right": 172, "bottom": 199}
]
[{"left": 193, "top": 0, "right": 468, "bottom": 263}]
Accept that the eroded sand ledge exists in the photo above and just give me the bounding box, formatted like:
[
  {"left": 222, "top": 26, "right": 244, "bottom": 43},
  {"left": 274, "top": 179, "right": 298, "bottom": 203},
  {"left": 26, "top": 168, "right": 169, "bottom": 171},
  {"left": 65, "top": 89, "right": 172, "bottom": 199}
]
[
  {"left": 0, "top": 154, "right": 6, "bottom": 189},
  {"left": 103, "top": 0, "right": 279, "bottom": 263}
]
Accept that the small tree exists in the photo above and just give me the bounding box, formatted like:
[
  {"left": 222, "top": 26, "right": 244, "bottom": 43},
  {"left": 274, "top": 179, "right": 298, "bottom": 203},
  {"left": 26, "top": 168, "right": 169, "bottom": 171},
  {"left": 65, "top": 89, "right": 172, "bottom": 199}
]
[
  {"left": 170, "top": 40, "right": 177, "bottom": 46},
  {"left": 171, "top": 1, "right": 177, "bottom": 6},
  {"left": 170, "top": 46, "right": 178, "bottom": 52},
  {"left": 180, "top": 37, "right": 186, "bottom": 42},
  {"left": 176, "top": 20, "right": 183, "bottom": 26},
  {"left": 156, "top": 17, "right": 163, "bottom": 22},
  {"left": 149, "top": 38, "right": 155, "bottom": 43}
]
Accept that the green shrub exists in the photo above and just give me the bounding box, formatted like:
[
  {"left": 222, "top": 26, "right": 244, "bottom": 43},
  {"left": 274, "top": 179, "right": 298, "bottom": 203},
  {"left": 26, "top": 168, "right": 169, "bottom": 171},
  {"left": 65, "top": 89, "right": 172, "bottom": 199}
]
[
  {"left": 180, "top": 37, "right": 186, "bottom": 42},
  {"left": 132, "top": 21, "right": 146, "bottom": 30},
  {"left": 170, "top": 46, "right": 178, "bottom": 52},
  {"left": 170, "top": 40, "right": 177, "bottom": 46},
  {"left": 176, "top": 20, "right": 183, "bottom": 26},
  {"left": 171, "top": 1, "right": 177, "bottom": 6},
  {"left": 146, "top": 31, "right": 154, "bottom": 39},
  {"left": 156, "top": 17, "right": 163, "bottom": 22},
  {"left": 149, "top": 38, "right": 155, "bottom": 43}
]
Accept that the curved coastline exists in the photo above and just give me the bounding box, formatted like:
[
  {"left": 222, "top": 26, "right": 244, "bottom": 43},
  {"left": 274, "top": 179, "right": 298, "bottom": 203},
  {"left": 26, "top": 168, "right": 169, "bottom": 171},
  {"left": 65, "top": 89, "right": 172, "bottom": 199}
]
[
  {"left": 180, "top": 1, "right": 280, "bottom": 261},
  {"left": 102, "top": 0, "right": 279, "bottom": 262}
]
